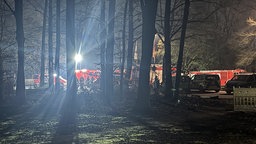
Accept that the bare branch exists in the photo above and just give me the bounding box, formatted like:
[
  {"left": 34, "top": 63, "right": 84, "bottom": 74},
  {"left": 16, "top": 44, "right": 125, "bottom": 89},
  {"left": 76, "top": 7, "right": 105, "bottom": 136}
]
[
  {"left": 3, "top": 0, "right": 14, "bottom": 15},
  {"left": 2, "top": 41, "right": 16, "bottom": 52}
]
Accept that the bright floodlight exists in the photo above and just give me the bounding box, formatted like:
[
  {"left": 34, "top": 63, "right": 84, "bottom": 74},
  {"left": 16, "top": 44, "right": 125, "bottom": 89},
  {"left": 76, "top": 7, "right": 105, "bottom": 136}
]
[{"left": 75, "top": 53, "right": 82, "bottom": 63}]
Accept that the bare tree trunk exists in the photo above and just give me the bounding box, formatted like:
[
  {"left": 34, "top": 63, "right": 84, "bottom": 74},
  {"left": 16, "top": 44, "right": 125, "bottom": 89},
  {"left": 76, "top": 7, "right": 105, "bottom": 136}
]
[
  {"left": 0, "top": 2, "right": 4, "bottom": 101},
  {"left": 0, "top": 49, "right": 3, "bottom": 102},
  {"left": 135, "top": 0, "right": 158, "bottom": 112},
  {"left": 66, "top": 0, "right": 77, "bottom": 98},
  {"left": 175, "top": 0, "right": 190, "bottom": 98},
  {"left": 55, "top": 0, "right": 60, "bottom": 93},
  {"left": 125, "top": 0, "right": 134, "bottom": 80},
  {"left": 164, "top": 0, "right": 172, "bottom": 97},
  {"left": 169, "top": 0, "right": 176, "bottom": 95},
  {"left": 120, "top": 0, "right": 128, "bottom": 98},
  {"left": 105, "top": 0, "right": 116, "bottom": 104},
  {"left": 15, "top": 0, "right": 25, "bottom": 104},
  {"left": 100, "top": 0, "right": 106, "bottom": 101},
  {"left": 40, "top": 0, "right": 48, "bottom": 88},
  {"left": 48, "top": 0, "right": 53, "bottom": 88}
]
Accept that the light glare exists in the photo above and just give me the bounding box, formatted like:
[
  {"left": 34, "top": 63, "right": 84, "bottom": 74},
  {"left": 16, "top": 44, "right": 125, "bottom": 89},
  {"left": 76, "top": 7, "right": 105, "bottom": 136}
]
[{"left": 75, "top": 53, "right": 82, "bottom": 63}]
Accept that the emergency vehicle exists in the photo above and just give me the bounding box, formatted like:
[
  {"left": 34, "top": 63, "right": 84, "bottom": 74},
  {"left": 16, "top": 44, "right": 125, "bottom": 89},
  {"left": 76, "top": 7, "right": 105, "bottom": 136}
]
[
  {"left": 33, "top": 74, "right": 67, "bottom": 88},
  {"left": 188, "top": 69, "right": 246, "bottom": 87},
  {"left": 75, "top": 69, "right": 100, "bottom": 83},
  {"left": 149, "top": 64, "right": 246, "bottom": 88}
]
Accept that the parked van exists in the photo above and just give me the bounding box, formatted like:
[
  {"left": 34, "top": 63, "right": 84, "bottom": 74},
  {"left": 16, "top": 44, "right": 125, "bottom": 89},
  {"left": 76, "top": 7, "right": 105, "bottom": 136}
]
[
  {"left": 190, "top": 74, "right": 221, "bottom": 92},
  {"left": 224, "top": 73, "right": 256, "bottom": 94}
]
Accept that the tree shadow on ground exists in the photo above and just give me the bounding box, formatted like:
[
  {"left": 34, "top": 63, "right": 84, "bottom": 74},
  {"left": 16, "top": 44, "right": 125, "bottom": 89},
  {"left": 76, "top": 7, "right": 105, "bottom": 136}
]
[{"left": 52, "top": 95, "right": 78, "bottom": 144}]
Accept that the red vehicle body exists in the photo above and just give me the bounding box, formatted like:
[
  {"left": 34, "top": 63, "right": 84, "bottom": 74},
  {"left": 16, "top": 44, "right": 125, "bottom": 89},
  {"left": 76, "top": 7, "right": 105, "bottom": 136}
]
[
  {"left": 188, "top": 69, "right": 246, "bottom": 87},
  {"left": 33, "top": 69, "right": 100, "bottom": 88},
  {"left": 75, "top": 69, "right": 100, "bottom": 82},
  {"left": 54, "top": 76, "right": 67, "bottom": 87},
  {"left": 33, "top": 74, "right": 67, "bottom": 88},
  {"left": 75, "top": 69, "right": 124, "bottom": 82},
  {"left": 33, "top": 74, "right": 48, "bottom": 88}
]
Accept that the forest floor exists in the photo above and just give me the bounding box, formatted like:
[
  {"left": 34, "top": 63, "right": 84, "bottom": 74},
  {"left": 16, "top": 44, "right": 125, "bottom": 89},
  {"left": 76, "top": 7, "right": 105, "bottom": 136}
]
[{"left": 1, "top": 89, "right": 256, "bottom": 144}]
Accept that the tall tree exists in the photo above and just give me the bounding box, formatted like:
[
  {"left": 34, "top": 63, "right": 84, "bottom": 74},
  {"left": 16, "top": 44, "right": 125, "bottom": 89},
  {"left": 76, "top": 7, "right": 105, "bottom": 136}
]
[
  {"left": 48, "top": 0, "right": 53, "bottom": 88},
  {"left": 105, "top": 0, "right": 116, "bottom": 104},
  {"left": 40, "top": 0, "right": 48, "bottom": 87},
  {"left": 0, "top": 0, "right": 5, "bottom": 102},
  {"left": 55, "top": 0, "right": 60, "bottom": 92},
  {"left": 0, "top": 48, "right": 2, "bottom": 102},
  {"left": 120, "top": 0, "right": 128, "bottom": 97},
  {"left": 14, "top": 0, "right": 25, "bottom": 104},
  {"left": 2, "top": 0, "right": 16, "bottom": 102},
  {"left": 66, "top": 0, "right": 77, "bottom": 98},
  {"left": 125, "top": 0, "right": 134, "bottom": 80},
  {"left": 135, "top": 0, "right": 158, "bottom": 111},
  {"left": 164, "top": 0, "right": 172, "bottom": 97},
  {"left": 100, "top": 0, "right": 106, "bottom": 101},
  {"left": 175, "top": 0, "right": 190, "bottom": 98}
]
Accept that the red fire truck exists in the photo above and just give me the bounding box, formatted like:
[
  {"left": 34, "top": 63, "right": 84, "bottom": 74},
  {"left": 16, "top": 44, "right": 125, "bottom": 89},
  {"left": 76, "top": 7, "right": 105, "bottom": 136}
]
[
  {"left": 33, "top": 74, "right": 67, "bottom": 88},
  {"left": 75, "top": 69, "right": 123, "bottom": 83},
  {"left": 188, "top": 69, "right": 246, "bottom": 87},
  {"left": 75, "top": 69, "right": 124, "bottom": 90},
  {"left": 75, "top": 69, "right": 100, "bottom": 83}
]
